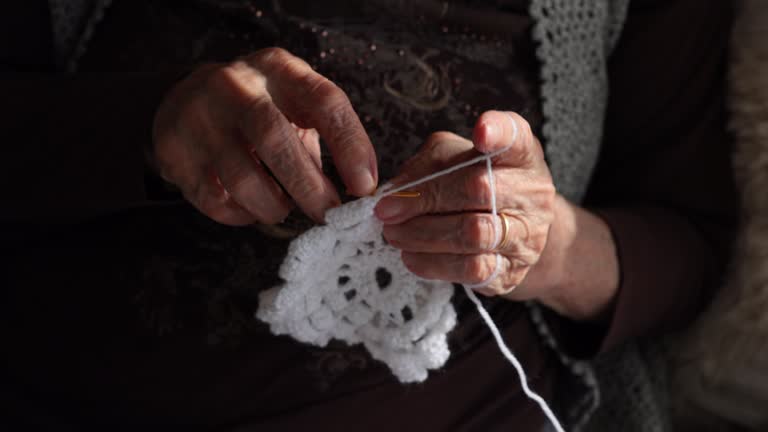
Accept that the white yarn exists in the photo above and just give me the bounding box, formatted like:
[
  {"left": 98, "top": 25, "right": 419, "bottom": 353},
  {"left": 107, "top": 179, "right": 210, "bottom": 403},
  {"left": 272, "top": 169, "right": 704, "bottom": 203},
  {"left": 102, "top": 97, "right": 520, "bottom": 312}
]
[
  {"left": 257, "top": 120, "right": 564, "bottom": 430},
  {"left": 465, "top": 288, "right": 565, "bottom": 432},
  {"left": 257, "top": 195, "right": 457, "bottom": 383}
]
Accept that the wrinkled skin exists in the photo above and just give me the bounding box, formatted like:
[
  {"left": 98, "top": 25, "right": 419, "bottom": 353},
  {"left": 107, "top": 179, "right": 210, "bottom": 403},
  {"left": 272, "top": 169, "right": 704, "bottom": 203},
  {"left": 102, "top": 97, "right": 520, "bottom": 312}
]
[
  {"left": 153, "top": 47, "right": 378, "bottom": 226},
  {"left": 376, "top": 111, "right": 555, "bottom": 297},
  {"left": 154, "top": 48, "right": 619, "bottom": 321}
]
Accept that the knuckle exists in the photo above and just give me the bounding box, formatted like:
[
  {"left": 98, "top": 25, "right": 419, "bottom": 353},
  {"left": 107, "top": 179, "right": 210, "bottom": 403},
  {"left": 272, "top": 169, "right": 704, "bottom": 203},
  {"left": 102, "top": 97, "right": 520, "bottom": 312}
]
[
  {"left": 217, "top": 162, "right": 257, "bottom": 196},
  {"left": 307, "top": 74, "right": 346, "bottom": 102},
  {"left": 423, "top": 131, "right": 465, "bottom": 155},
  {"left": 208, "top": 62, "right": 269, "bottom": 109},
  {"left": 248, "top": 47, "right": 293, "bottom": 66},
  {"left": 319, "top": 89, "right": 354, "bottom": 130},
  {"left": 531, "top": 234, "right": 548, "bottom": 257},
  {"left": 152, "top": 138, "right": 196, "bottom": 186},
  {"left": 207, "top": 65, "right": 244, "bottom": 93},
  {"left": 512, "top": 265, "right": 531, "bottom": 286},
  {"left": 420, "top": 182, "right": 441, "bottom": 214},
  {"left": 178, "top": 99, "right": 212, "bottom": 132},
  {"left": 532, "top": 135, "right": 546, "bottom": 160},
  {"left": 261, "top": 46, "right": 289, "bottom": 58},
  {"left": 260, "top": 206, "right": 291, "bottom": 225},
  {"left": 205, "top": 205, "right": 232, "bottom": 224},
  {"left": 325, "top": 98, "right": 357, "bottom": 134},
  {"left": 507, "top": 271, "right": 526, "bottom": 289},
  {"left": 261, "top": 134, "right": 302, "bottom": 175},
  {"left": 154, "top": 158, "right": 181, "bottom": 186},
  {"left": 221, "top": 173, "right": 253, "bottom": 198},
  {"left": 401, "top": 252, "right": 419, "bottom": 275},
  {"left": 517, "top": 242, "right": 542, "bottom": 267},
  {"left": 425, "top": 131, "right": 454, "bottom": 149},
  {"left": 284, "top": 171, "right": 326, "bottom": 201},
  {"left": 152, "top": 137, "right": 175, "bottom": 168},
  {"left": 461, "top": 215, "right": 494, "bottom": 251},
  {"left": 507, "top": 112, "right": 537, "bottom": 155},
  {"left": 465, "top": 256, "right": 492, "bottom": 283},
  {"left": 242, "top": 98, "right": 282, "bottom": 141},
  {"left": 292, "top": 75, "right": 354, "bottom": 130},
  {"left": 195, "top": 190, "right": 228, "bottom": 221},
  {"left": 465, "top": 171, "right": 492, "bottom": 205},
  {"left": 541, "top": 179, "right": 557, "bottom": 199}
]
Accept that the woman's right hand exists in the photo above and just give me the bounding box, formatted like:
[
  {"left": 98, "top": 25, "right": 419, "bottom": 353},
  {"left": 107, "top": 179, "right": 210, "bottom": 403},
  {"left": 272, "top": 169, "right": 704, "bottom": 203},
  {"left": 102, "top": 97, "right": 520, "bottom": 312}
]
[{"left": 152, "top": 48, "right": 378, "bottom": 226}]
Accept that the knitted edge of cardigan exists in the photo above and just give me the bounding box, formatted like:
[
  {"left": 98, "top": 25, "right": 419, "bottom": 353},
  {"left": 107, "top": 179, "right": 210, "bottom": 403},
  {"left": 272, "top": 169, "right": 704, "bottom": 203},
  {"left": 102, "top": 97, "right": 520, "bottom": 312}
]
[{"left": 529, "top": 0, "right": 629, "bottom": 203}]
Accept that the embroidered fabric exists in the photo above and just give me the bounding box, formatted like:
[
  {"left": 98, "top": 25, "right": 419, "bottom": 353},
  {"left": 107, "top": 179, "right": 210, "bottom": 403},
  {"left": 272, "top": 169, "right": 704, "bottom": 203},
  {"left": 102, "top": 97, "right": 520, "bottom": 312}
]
[{"left": 256, "top": 196, "right": 457, "bottom": 383}]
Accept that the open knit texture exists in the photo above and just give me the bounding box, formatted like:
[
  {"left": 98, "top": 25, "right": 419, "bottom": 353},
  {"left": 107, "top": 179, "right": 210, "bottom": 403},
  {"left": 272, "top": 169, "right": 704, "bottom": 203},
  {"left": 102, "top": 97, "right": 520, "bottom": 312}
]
[
  {"left": 530, "top": 0, "right": 629, "bottom": 202},
  {"left": 256, "top": 196, "right": 457, "bottom": 383}
]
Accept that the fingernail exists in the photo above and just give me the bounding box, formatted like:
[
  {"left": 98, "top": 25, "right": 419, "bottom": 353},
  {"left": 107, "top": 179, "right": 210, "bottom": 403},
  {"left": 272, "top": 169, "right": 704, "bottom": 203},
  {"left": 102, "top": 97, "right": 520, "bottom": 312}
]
[
  {"left": 483, "top": 121, "right": 499, "bottom": 146},
  {"left": 375, "top": 197, "right": 405, "bottom": 221},
  {"left": 353, "top": 167, "right": 376, "bottom": 196}
]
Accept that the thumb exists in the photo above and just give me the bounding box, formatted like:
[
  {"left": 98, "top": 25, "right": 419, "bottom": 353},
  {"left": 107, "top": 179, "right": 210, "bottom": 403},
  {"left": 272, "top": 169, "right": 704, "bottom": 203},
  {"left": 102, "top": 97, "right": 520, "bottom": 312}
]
[{"left": 472, "top": 110, "right": 538, "bottom": 168}]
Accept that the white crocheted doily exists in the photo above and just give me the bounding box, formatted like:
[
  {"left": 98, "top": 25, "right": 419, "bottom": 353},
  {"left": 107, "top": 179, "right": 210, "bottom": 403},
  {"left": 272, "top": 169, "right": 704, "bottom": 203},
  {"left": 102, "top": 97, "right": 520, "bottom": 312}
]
[{"left": 256, "top": 196, "right": 457, "bottom": 383}]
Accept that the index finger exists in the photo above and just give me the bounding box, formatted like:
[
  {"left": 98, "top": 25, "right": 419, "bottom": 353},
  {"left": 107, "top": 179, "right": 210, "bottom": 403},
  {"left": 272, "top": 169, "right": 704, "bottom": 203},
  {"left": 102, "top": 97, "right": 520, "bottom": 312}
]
[
  {"left": 250, "top": 49, "right": 378, "bottom": 197},
  {"left": 207, "top": 59, "right": 341, "bottom": 223},
  {"left": 472, "top": 111, "right": 543, "bottom": 169}
]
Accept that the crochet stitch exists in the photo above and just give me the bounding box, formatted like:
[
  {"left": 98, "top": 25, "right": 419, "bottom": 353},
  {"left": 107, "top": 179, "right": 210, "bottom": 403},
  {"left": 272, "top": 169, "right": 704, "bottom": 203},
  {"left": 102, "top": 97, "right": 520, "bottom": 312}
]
[{"left": 256, "top": 195, "right": 457, "bottom": 384}]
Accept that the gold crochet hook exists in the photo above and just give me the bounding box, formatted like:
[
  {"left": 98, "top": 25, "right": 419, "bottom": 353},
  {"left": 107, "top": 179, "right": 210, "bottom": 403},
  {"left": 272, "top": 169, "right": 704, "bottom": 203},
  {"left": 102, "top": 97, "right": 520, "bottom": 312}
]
[
  {"left": 390, "top": 190, "right": 421, "bottom": 198},
  {"left": 371, "top": 188, "right": 421, "bottom": 198}
]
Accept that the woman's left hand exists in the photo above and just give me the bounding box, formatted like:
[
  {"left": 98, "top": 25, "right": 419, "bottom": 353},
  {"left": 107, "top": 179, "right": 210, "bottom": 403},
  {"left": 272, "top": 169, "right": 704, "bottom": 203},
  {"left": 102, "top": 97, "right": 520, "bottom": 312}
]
[{"left": 375, "top": 111, "right": 558, "bottom": 299}]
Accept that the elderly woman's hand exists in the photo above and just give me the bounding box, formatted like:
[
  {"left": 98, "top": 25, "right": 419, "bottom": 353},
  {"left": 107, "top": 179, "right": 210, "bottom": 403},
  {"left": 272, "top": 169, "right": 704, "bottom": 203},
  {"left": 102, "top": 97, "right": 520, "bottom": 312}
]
[
  {"left": 152, "top": 48, "right": 378, "bottom": 225},
  {"left": 375, "top": 111, "right": 619, "bottom": 320}
]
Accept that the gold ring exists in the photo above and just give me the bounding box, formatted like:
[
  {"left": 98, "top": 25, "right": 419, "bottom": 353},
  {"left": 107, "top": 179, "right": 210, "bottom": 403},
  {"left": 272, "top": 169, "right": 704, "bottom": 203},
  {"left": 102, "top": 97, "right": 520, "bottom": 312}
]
[{"left": 496, "top": 213, "right": 514, "bottom": 251}]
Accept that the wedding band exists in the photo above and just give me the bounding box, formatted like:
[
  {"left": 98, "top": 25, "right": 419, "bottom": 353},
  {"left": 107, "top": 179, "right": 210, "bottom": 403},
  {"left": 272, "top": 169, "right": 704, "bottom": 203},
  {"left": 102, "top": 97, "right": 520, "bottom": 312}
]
[{"left": 495, "top": 213, "right": 514, "bottom": 251}]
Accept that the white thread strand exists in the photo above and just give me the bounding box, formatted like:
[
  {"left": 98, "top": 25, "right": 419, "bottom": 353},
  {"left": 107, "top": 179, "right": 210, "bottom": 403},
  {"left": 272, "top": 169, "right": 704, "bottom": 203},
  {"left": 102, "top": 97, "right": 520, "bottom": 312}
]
[
  {"left": 381, "top": 116, "right": 518, "bottom": 199},
  {"left": 464, "top": 286, "right": 566, "bottom": 432},
  {"left": 379, "top": 147, "right": 509, "bottom": 198},
  {"left": 464, "top": 157, "right": 503, "bottom": 289},
  {"left": 487, "top": 157, "right": 501, "bottom": 247}
]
